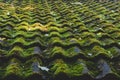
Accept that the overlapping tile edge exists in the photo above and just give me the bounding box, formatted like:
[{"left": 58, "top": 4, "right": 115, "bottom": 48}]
[{"left": 0, "top": 0, "right": 120, "bottom": 80}]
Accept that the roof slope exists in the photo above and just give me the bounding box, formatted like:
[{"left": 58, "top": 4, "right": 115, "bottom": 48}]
[{"left": 0, "top": 0, "right": 120, "bottom": 80}]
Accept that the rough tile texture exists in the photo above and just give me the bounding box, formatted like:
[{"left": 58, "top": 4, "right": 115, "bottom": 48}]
[{"left": 0, "top": 0, "right": 120, "bottom": 80}]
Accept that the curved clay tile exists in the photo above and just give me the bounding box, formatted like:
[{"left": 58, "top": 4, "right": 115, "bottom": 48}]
[{"left": 0, "top": 0, "right": 120, "bottom": 80}]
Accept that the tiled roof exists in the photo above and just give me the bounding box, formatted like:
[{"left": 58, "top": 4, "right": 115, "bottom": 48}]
[{"left": 0, "top": 0, "right": 120, "bottom": 80}]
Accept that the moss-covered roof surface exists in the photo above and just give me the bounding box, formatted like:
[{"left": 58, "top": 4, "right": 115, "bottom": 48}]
[{"left": 0, "top": 0, "right": 120, "bottom": 80}]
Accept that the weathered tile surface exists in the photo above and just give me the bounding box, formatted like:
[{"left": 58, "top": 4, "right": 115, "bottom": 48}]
[{"left": 0, "top": 0, "right": 120, "bottom": 80}]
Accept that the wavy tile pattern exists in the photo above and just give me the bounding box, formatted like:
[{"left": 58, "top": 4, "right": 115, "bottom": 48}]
[{"left": 0, "top": 0, "right": 120, "bottom": 80}]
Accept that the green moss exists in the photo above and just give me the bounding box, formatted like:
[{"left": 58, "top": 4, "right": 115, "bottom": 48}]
[
  {"left": 3, "top": 21, "right": 15, "bottom": 27},
  {"left": 86, "top": 61, "right": 99, "bottom": 77},
  {"left": 1, "top": 31, "right": 11, "bottom": 37},
  {"left": 79, "top": 26, "right": 88, "bottom": 32},
  {"left": 11, "top": 14, "right": 20, "bottom": 21},
  {"left": 51, "top": 59, "right": 69, "bottom": 75},
  {"left": 51, "top": 46, "right": 66, "bottom": 57},
  {"left": 101, "top": 38, "right": 115, "bottom": 46},
  {"left": 11, "top": 37, "right": 43, "bottom": 48},
  {"left": 48, "top": 27, "right": 60, "bottom": 31},
  {"left": 15, "top": 25, "right": 28, "bottom": 31},
  {"left": 62, "top": 32, "right": 73, "bottom": 38},
  {"left": 51, "top": 46, "right": 82, "bottom": 57},
  {"left": 67, "top": 46, "right": 81, "bottom": 57},
  {"left": 14, "top": 31, "right": 43, "bottom": 39},
  {"left": 96, "top": 32, "right": 102, "bottom": 38},
  {"left": 12, "top": 37, "right": 27, "bottom": 45},
  {"left": 19, "top": 15, "right": 30, "bottom": 20},
  {"left": 5, "top": 58, "right": 22, "bottom": 77},
  {"left": 29, "top": 37, "right": 44, "bottom": 46},
  {"left": 69, "top": 38, "right": 79, "bottom": 43},
  {"left": 92, "top": 46, "right": 106, "bottom": 54},
  {"left": 80, "top": 32, "right": 95, "bottom": 39},
  {"left": 8, "top": 46, "right": 23, "bottom": 56},
  {"left": 69, "top": 64, "right": 84, "bottom": 76},
  {"left": 24, "top": 47, "right": 34, "bottom": 56},
  {"left": 110, "top": 32, "right": 120, "bottom": 39},
  {"left": 49, "top": 32, "right": 62, "bottom": 37},
  {"left": 14, "top": 31, "right": 26, "bottom": 36},
  {"left": 98, "top": 14, "right": 105, "bottom": 20},
  {"left": 108, "top": 47, "right": 120, "bottom": 57},
  {"left": 49, "top": 37, "right": 62, "bottom": 44},
  {"left": 80, "top": 38, "right": 101, "bottom": 46},
  {"left": 51, "top": 59, "right": 85, "bottom": 77},
  {"left": 17, "top": 21, "right": 29, "bottom": 26},
  {"left": 0, "top": 49, "right": 7, "bottom": 55},
  {"left": 48, "top": 27, "right": 69, "bottom": 33},
  {"left": 54, "top": 63, "right": 69, "bottom": 75},
  {"left": 104, "top": 27, "right": 118, "bottom": 33},
  {"left": 92, "top": 46, "right": 112, "bottom": 57}
]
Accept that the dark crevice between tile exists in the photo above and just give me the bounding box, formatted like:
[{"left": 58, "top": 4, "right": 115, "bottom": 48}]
[{"left": 3, "top": 74, "right": 23, "bottom": 80}]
